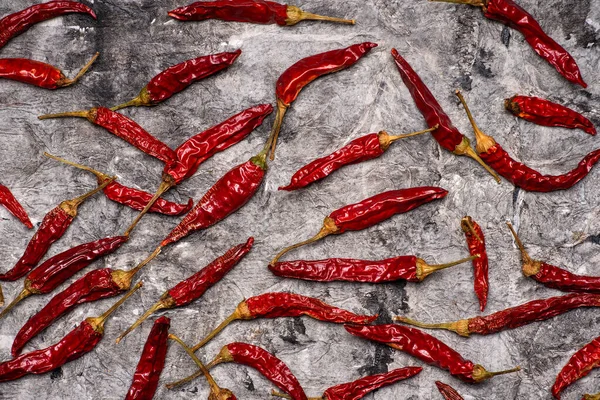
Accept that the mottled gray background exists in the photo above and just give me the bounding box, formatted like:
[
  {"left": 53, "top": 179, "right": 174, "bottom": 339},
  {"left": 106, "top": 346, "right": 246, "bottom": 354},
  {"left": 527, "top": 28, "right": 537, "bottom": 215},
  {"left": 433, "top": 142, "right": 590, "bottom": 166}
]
[{"left": 0, "top": 0, "right": 598, "bottom": 399}]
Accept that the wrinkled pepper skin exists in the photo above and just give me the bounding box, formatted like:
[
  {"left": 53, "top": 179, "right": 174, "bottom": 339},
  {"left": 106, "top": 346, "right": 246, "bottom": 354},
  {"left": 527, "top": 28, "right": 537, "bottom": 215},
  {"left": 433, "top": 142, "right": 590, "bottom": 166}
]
[
  {"left": 322, "top": 367, "right": 422, "bottom": 400},
  {"left": 530, "top": 262, "right": 600, "bottom": 294},
  {"left": 0, "top": 58, "right": 69, "bottom": 89},
  {"left": 169, "top": 0, "right": 288, "bottom": 24},
  {"left": 461, "top": 217, "right": 488, "bottom": 311},
  {"left": 552, "top": 336, "right": 600, "bottom": 399},
  {"left": 435, "top": 381, "right": 465, "bottom": 400},
  {"left": 0, "top": 184, "right": 32, "bottom": 228},
  {"left": 101, "top": 180, "right": 193, "bottom": 215}
]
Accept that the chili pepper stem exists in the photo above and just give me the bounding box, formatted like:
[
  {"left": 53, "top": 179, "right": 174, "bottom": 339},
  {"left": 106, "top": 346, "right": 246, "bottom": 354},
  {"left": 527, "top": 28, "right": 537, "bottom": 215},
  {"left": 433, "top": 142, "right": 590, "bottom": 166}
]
[
  {"left": 428, "top": 0, "right": 485, "bottom": 6},
  {"left": 59, "top": 177, "right": 116, "bottom": 217},
  {"left": 270, "top": 217, "right": 338, "bottom": 264},
  {"left": 455, "top": 90, "right": 497, "bottom": 155},
  {"left": 43, "top": 152, "right": 109, "bottom": 180},
  {"left": 128, "top": 246, "right": 163, "bottom": 278},
  {"left": 56, "top": 52, "right": 100, "bottom": 88},
  {"left": 0, "top": 285, "right": 3, "bottom": 307},
  {"left": 37, "top": 109, "right": 91, "bottom": 120},
  {"left": 472, "top": 364, "right": 521, "bottom": 382},
  {"left": 268, "top": 99, "right": 289, "bottom": 160},
  {"left": 393, "top": 316, "right": 471, "bottom": 337},
  {"left": 115, "top": 296, "right": 174, "bottom": 344},
  {"left": 416, "top": 255, "right": 478, "bottom": 281},
  {"left": 506, "top": 222, "right": 541, "bottom": 276},
  {"left": 110, "top": 91, "right": 149, "bottom": 112},
  {"left": 387, "top": 125, "right": 438, "bottom": 144},
  {"left": 124, "top": 178, "right": 175, "bottom": 237},
  {"left": 190, "top": 310, "right": 243, "bottom": 351},
  {"left": 0, "top": 288, "right": 31, "bottom": 320},
  {"left": 86, "top": 282, "right": 143, "bottom": 333},
  {"left": 461, "top": 217, "right": 482, "bottom": 242},
  {"left": 285, "top": 6, "right": 355, "bottom": 25}
]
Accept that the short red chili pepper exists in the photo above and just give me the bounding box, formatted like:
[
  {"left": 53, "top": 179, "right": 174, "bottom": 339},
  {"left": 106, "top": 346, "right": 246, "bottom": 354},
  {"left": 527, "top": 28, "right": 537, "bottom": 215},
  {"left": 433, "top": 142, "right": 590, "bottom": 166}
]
[
  {"left": 115, "top": 237, "right": 254, "bottom": 343},
  {"left": 505, "top": 96, "right": 596, "bottom": 136},
  {"left": 0, "top": 179, "right": 114, "bottom": 282},
  {"left": 435, "top": 381, "right": 465, "bottom": 400},
  {"left": 169, "top": 0, "right": 355, "bottom": 26},
  {"left": 553, "top": 335, "right": 600, "bottom": 398},
  {"left": 0, "top": 1, "right": 96, "bottom": 50},
  {"left": 0, "top": 282, "right": 141, "bottom": 383},
  {"left": 125, "top": 316, "right": 170, "bottom": 400},
  {"left": 457, "top": 91, "right": 600, "bottom": 192},
  {"left": 461, "top": 216, "right": 489, "bottom": 311},
  {"left": 0, "top": 183, "right": 32, "bottom": 228},
  {"left": 345, "top": 324, "right": 520, "bottom": 383},
  {"left": 279, "top": 126, "right": 437, "bottom": 191},
  {"left": 271, "top": 187, "right": 448, "bottom": 264}
]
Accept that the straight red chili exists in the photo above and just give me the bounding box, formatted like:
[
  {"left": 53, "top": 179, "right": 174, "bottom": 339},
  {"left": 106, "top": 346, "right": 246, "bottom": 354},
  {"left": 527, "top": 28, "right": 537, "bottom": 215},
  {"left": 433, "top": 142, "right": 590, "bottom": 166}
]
[
  {"left": 0, "top": 183, "right": 32, "bottom": 228},
  {"left": 553, "top": 336, "right": 600, "bottom": 398},
  {"left": 505, "top": 96, "right": 596, "bottom": 136},
  {"left": 461, "top": 216, "right": 489, "bottom": 311},
  {"left": 435, "top": 381, "right": 465, "bottom": 400}
]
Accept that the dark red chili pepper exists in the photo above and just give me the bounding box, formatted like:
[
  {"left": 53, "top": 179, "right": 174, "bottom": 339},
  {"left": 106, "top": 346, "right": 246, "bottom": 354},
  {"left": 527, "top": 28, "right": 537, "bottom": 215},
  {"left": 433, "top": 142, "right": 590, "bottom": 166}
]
[
  {"left": 115, "top": 237, "right": 253, "bottom": 343},
  {"left": 279, "top": 126, "right": 436, "bottom": 191},
  {"left": 0, "top": 183, "right": 32, "bottom": 228},
  {"left": 435, "top": 381, "right": 465, "bottom": 400},
  {"left": 269, "top": 42, "right": 377, "bottom": 160},
  {"left": 271, "top": 187, "right": 448, "bottom": 264},
  {"left": 461, "top": 216, "right": 488, "bottom": 311},
  {"left": 0, "top": 179, "right": 113, "bottom": 282},
  {"left": 505, "top": 96, "right": 596, "bottom": 136},
  {"left": 111, "top": 50, "right": 242, "bottom": 111},
  {"left": 169, "top": 0, "right": 355, "bottom": 26},
  {"left": 552, "top": 335, "right": 600, "bottom": 398},
  {"left": 457, "top": 91, "right": 600, "bottom": 192},
  {"left": 0, "top": 1, "right": 96, "bottom": 50},
  {"left": 0, "top": 282, "right": 141, "bottom": 382},
  {"left": 345, "top": 324, "right": 520, "bottom": 383},
  {"left": 125, "top": 316, "right": 170, "bottom": 400}
]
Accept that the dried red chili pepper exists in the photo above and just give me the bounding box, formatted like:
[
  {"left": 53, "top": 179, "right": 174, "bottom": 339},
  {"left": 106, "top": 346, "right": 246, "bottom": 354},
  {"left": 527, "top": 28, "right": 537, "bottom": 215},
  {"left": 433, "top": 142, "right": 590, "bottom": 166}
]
[
  {"left": 390, "top": 48, "right": 500, "bottom": 183},
  {"left": 552, "top": 335, "right": 600, "bottom": 398},
  {"left": 271, "top": 187, "right": 448, "bottom": 264},
  {"left": 169, "top": 0, "right": 355, "bottom": 26},
  {"left": 279, "top": 126, "right": 437, "bottom": 191},
  {"left": 0, "top": 1, "right": 96, "bottom": 50},
  {"left": 0, "top": 183, "right": 32, "bottom": 228},
  {"left": 0, "top": 179, "right": 113, "bottom": 282},
  {"left": 505, "top": 96, "right": 596, "bottom": 136},
  {"left": 269, "top": 42, "right": 377, "bottom": 160},
  {"left": 125, "top": 316, "right": 170, "bottom": 400},
  {"left": 345, "top": 324, "right": 520, "bottom": 383},
  {"left": 0, "top": 282, "right": 141, "bottom": 383},
  {"left": 435, "top": 381, "right": 465, "bottom": 400},
  {"left": 461, "top": 216, "right": 488, "bottom": 311},
  {"left": 111, "top": 50, "right": 242, "bottom": 111},
  {"left": 394, "top": 293, "right": 600, "bottom": 337},
  {"left": 457, "top": 90, "right": 600, "bottom": 192},
  {"left": 116, "top": 237, "right": 253, "bottom": 343}
]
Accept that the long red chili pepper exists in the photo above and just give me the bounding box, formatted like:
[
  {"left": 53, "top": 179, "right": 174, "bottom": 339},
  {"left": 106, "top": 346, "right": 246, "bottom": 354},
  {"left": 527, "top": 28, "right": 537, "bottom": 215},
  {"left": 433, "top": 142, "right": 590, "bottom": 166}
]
[
  {"left": 390, "top": 48, "right": 500, "bottom": 183},
  {"left": 271, "top": 187, "right": 448, "bottom": 264},
  {"left": 345, "top": 324, "right": 520, "bottom": 383},
  {"left": 553, "top": 336, "right": 600, "bottom": 399},
  {"left": 435, "top": 381, "right": 465, "bottom": 400},
  {"left": 0, "top": 1, "right": 96, "bottom": 50},
  {"left": 269, "top": 42, "right": 377, "bottom": 160},
  {"left": 115, "top": 237, "right": 253, "bottom": 343},
  {"left": 0, "top": 183, "right": 32, "bottom": 228},
  {"left": 0, "top": 282, "right": 141, "bottom": 383},
  {"left": 394, "top": 293, "right": 600, "bottom": 337},
  {"left": 279, "top": 126, "right": 437, "bottom": 191},
  {"left": 461, "top": 216, "right": 488, "bottom": 311},
  {"left": 111, "top": 50, "right": 242, "bottom": 111},
  {"left": 169, "top": 0, "right": 355, "bottom": 26},
  {"left": 505, "top": 96, "right": 596, "bottom": 136},
  {"left": 125, "top": 316, "right": 170, "bottom": 400},
  {"left": 457, "top": 90, "right": 600, "bottom": 192},
  {"left": 0, "top": 179, "right": 113, "bottom": 281}
]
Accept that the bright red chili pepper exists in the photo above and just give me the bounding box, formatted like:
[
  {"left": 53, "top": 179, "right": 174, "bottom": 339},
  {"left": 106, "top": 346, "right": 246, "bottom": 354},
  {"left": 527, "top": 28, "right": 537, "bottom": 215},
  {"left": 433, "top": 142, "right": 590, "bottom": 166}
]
[
  {"left": 553, "top": 335, "right": 600, "bottom": 398},
  {"left": 125, "top": 316, "right": 170, "bottom": 400},
  {"left": 505, "top": 96, "right": 596, "bottom": 136},
  {"left": 461, "top": 216, "right": 488, "bottom": 311},
  {"left": 0, "top": 183, "right": 32, "bottom": 228},
  {"left": 0, "top": 1, "right": 96, "bottom": 49},
  {"left": 435, "top": 381, "right": 465, "bottom": 400},
  {"left": 345, "top": 324, "right": 520, "bottom": 383},
  {"left": 169, "top": 0, "right": 355, "bottom": 26}
]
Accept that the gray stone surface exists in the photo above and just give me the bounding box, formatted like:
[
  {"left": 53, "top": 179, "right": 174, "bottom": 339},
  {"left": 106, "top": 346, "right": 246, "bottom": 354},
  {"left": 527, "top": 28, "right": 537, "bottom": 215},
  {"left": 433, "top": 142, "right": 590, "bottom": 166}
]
[{"left": 0, "top": 0, "right": 598, "bottom": 399}]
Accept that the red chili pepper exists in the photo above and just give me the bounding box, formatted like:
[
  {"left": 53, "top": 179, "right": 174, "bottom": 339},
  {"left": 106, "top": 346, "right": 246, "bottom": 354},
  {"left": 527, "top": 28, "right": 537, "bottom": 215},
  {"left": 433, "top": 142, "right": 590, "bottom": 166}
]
[
  {"left": 0, "top": 183, "right": 32, "bottom": 228},
  {"left": 279, "top": 126, "right": 436, "bottom": 191},
  {"left": 111, "top": 50, "right": 242, "bottom": 111},
  {"left": 125, "top": 316, "right": 170, "bottom": 400},
  {"left": 345, "top": 324, "right": 520, "bottom": 383},
  {"left": 269, "top": 42, "right": 377, "bottom": 160},
  {"left": 169, "top": 0, "right": 355, "bottom": 26},
  {"left": 0, "top": 179, "right": 113, "bottom": 282},
  {"left": 0, "top": 1, "right": 96, "bottom": 49},
  {"left": 115, "top": 237, "right": 253, "bottom": 343},
  {"left": 552, "top": 335, "right": 600, "bottom": 398},
  {"left": 0, "top": 282, "right": 141, "bottom": 382},
  {"left": 435, "top": 381, "right": 465, "bottom": 400},
  {"left": 505, "top": 96, "right": 596, "bottom": 136},
  {"left": 457, "top": 91, "right": 600, "bottom": 192},
  {"left": 271, "top": 187, "right": 448, "bottom": 264},
  {"left": 461, "top": 216, "right": 488, "bottom": 311}
]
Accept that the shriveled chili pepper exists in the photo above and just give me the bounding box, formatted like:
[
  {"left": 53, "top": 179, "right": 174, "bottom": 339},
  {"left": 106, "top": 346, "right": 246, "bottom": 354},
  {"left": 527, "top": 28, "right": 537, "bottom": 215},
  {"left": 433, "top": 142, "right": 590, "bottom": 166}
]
[
  {"left": 552, "top": 335, "right": 600, "bottom": 398},
  {"left": 461, "top": 216, "right": 488, "bottom": 311},
  {"left": 271, "top": 187, "right": 448, "bottom": 264},
  {"left": 505, "top": 96, "right": 596, "bottom": 136},
  {"left": 0, "top": 1, "right": 96, "bottom": 50},
  {"left": 435, "top": 381, "right": 465, "bottom": 400},
  {"left": 0, "top": 183, "right": 32, "bottom": 228},
  {"left": 345, "top": 324, "right": 520, "bottom": 383},
  {"left": 116, "top": 237, "right": 253, "bottom": 343},
  {"left": 394, "top": 293, "right": 600, "bottom": 337},
  {"left": 457, "top": 90, "right": 600, "bottom": 192},
  {"left": 0, "top": 282, "right": 141, "bottom": 383},
  {"left": 125, "top": 316, "right": 170, "bottom": 400},
  {"left": 279, "top": 126, "right": 437, "bottom": 191},
  {"left": 269, "top": 42, "right": 377, "bottom": 160},
  {"left": 390, "top": 48, "right": 500, "bottom": 183},
  {"left": 169, "top": 0, "right": 355, "bottom": 26},
  {"left": 110, "top": 50, "right": 242, "bottom": 111},
  {"left": 0, "top": 179, "right": 113, "bottom": 281}
]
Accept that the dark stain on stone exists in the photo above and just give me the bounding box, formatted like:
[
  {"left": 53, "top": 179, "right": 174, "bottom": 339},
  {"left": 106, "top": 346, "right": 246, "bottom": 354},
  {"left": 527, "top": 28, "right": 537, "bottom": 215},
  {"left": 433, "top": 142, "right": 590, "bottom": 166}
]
[
  {"left": 474, "top": 49, "right": 495, "bottom": 78},
  {"left": 586, "top": 234, "right": 600, "bottom": 246},
  {"left": 557, "top": 0, "right": 596, "bottom": 48},
  {"left": 242, "top": 370, "right": 255, "bottom": 391},
  {"left": 501, "top": 26, "right": 511, "bottom": 48},
  {"left": 512, "top": 187, "right": 520, "bottom": 210},
  {"left": 280, "top": 318, "right": 306, "bottom": 344},
  {"left": 358, "top": 345, "right": 393, "bottom": 376},
  {"left": 50, "top": 367, "right": 63, "bottom": 381},
  {"left": 454, "top": 74, "right": 473, "bottom": 91}
]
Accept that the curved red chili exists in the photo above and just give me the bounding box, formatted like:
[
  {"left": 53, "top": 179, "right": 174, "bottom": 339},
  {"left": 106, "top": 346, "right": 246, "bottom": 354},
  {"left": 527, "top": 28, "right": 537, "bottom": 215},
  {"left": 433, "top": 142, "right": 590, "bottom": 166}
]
[
  {"left": 461, "top": 216, "right": 489, "bottom": 311},
  {"left": 435, "top": 381, "right": 465, "bottom": 400},
  {"left": 553, "top": 336, "right": 600, "bottom": 398},
  {"left": 0, "top": 183, "right": 32, "bottom": 228}
]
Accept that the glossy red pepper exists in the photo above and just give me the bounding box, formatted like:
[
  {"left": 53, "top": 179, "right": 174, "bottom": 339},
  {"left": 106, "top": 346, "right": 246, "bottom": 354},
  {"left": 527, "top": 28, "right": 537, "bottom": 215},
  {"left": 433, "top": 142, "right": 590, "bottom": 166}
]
[
  {"left": 553, "top": 336, "right": 600, "bottom": 398},
  {"left": 435, "top": 381, "right": 465, "bottom": 400},
  {"left": 461, "top": 216, "right": 489, "bottom": 311},
  {"left": 0, "top": 183, "right": 32, "bottom": 228}
]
